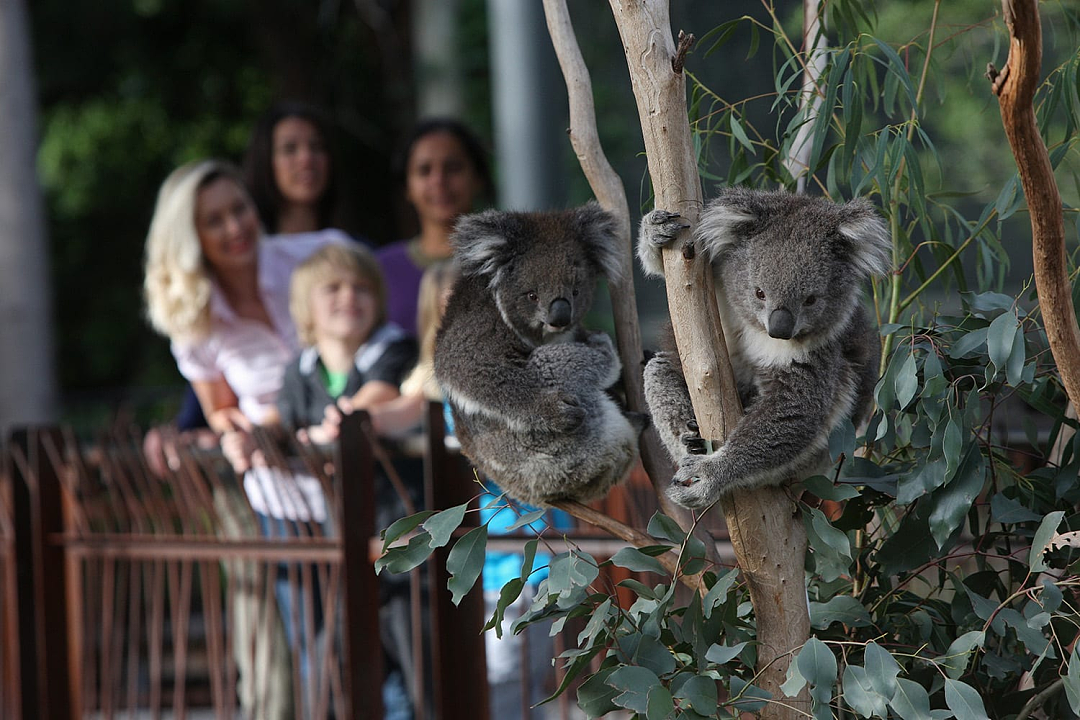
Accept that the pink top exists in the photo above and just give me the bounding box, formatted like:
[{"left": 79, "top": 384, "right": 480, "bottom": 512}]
[{"left": 171, "top": 230, "right": 348, "bottom": 424}]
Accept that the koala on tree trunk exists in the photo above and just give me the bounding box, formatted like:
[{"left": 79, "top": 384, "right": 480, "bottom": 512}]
[
  {"left": 638, "top": 187, "right": 891, "bottom": 509},
  {"left": 435, "top": 202, "right": 648, "bottom": 507}
]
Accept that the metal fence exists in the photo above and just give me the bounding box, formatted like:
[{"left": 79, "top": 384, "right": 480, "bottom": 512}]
[{"left": 0, "top": 403, "right": 726, "bottom": 720}]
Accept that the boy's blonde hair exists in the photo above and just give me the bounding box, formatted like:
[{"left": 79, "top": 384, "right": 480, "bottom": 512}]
[
  {"left": 289, "top": 243, "right": 387, "bottom": 346},
  {"left": 143, "top": 159, "right": 250, "bottom": 341}
]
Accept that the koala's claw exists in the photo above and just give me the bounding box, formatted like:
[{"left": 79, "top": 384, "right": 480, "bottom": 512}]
[
  {"left": 679, "top": 419, "right": 708, "bottom": 455},
  {"left": 642, "top": 209, "right": 691, "bottom": 247},
  {"left": 667, "top": 455, "right": 721, "bottom": 509}
]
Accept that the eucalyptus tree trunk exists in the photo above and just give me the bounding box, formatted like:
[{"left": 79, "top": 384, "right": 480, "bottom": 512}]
[
  {"left": 988, "top": 0, "right": 1080, "bottom": 411},
  {"left": 606, "top": 2, "right": 810, "bottom": 716},
  {"left": 0, "top": 0, "right": 57, "bottom": 439}
]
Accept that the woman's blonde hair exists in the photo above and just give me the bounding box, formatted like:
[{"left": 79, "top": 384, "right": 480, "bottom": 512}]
[
  {"left": 288, "top": 243, "right": 387, "bottom": 346},
  {"left": 402, "top": 259, "right": 460, "bottom": 399},
  {"left": 143, "top": 159, "right": 249, "bottom": 342}
]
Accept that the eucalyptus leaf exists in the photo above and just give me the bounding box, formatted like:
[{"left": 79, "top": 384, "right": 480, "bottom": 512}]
[
  {"left": 842, "top": 665, "right": 888, "bottom": 718},
  {"left": 986, "top": 310, "right": 1018, "bottom": 374},
  {"left": 990, "top": 493, "right": 1043, "bottom": 524},
  {"left": 864, "top": 641, "right": 901, "bottom": 700},
  {"left": 380, "top": 511, "right": 435, "bottom": 550},
  {"left": 935, "top": 630, "right": 984, "bottom": 679},
  {"left": 705, "top": 641, "right": 749, "bottom": 665},
  {"left": 889, "top": 678, "right": 932, "bottom": 720},
  {"left": 928, "top": 444, "right": 986, "bottom": 549},
  {"left": 728, "top": 676, "right": 771, "bottom": 713},
  {"left": 445, "top": 525, "right": 488, "bottom": 605},
  {"left": 809, "top": 595, "right": 873, "bottom": 629},
  {"left": 894, "top": 351, "right": 919, "bottom": 410},
  {"left": 645, "top": 684, "right": 676, "bottom": 720},
  {"left": 376, "top": 531, "right": 436, "bottom": 575},
  {"left": 804, "top": 474, "right": 861, "bottom": 502},
  {"left": 1065, "top": 645, "right": 1080, "bottom": 715},
  {"left": 422, "top": 502, "right": 467, "bottom": 548},
  {"left": 607, "top": 666, "right": 660, "bottom": 713},
  {"left": 944, "top": 678, "right": 991, "bottom": 720},
  {"left": 610, "top": 547, "right": 668, "bottom": 575},
  {"left": 1029, "top": 511, "right": 1065, "bottom": 572},
  {"left": 577, "top": 665, "right": 619, "bottom": 719},
  {"left": 647, "top": 512, "right": 688, "bottom": 544}
]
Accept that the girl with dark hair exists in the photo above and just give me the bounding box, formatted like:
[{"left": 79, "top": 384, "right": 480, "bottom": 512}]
[
  {"left": 377, "top": 118, "right": 493, "bottom": 336},
  {"left": 243, "top": 101, "right": 340, "bottom": 235}
]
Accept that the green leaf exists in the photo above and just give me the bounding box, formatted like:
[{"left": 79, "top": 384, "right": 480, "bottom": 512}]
[
  {"left": 897, "top": 457, "right": 947, "bottom": 505},
  {"left": 1029, "top": 510, "right": 1065, "bottom": 572},
  {"left": 702, "top": 568, "right": 738, "bottom": 618},
  {"left": 804, "top": 474, "right": 861, "bottom": 501},
  {"left": 935, "top": 630, "right": 984, "bottom": 679},
  {"left": 810, "top": 595, "right": 873, "bottom": 629},
  {"left": 999, "top": 608, "right": 1054, "bottom": 658},
  {"left": 483, "top": 578, "right": 524, "bottom": 637},
  {"left": 894, "top": 351, "right": 919, "bottom": 410},
  {"left": 864, "top": 641, "right": 901, "bottom": 700},
  {"left": 519, "top": 538, "right": 538, "bottom": 581},
  {"left": 1006, "top": 323, "right": 1026, "bottom": 386},
  {"left": 380, "top": 511, "right": 435, "bottom": 550},
  {"left": 577, "top": 597, "right": 613, "bottom": 647},
  {"left": 842, "top": 665, "right": 888, "bottom": 718},
  {"left": 675, "top": 674, "right": 719, "bottom": 715},
  {"left": 505, "top": 507, "right": 546, "bottom": 532},
  {"left": 889, "top": 678, "right": 932, "bottom": 720},
  {"left": 828, "top": 417, "right": 857, "bottom": 463},
  {"left": 944, "top": 678, "right": 991, "bottom": 720},
  {"left": 647, "top": 512, "right": 687, "bottom": 543},
  {"left": 728, "top": 676, "right": 771, "bottom": 713},
  {"left": 928, "top": 444, "right": 986, "bottom": 548},
  {"left": 611, "top": 547, "right": 668, "bottom": 575},
  {"left": 1065, "top": 645, "right": 1080, "bottom": 715},
  {"left": 423, "top": 502, "right": 467, "bottom": 548},
  {"left": 645, "top": 684, "right": 676, "bottom": 720},
  {"left": 634, "top": 635, "right": 677, "bottom": 676},
  {"left": 446, "top": 525, "right": 488, "bottom": 605},
  {"left": 942, "top": 418, "right": 963, "bottom": 482},
  {"left": 987, "top": 310, "right": 1018, "bottom": 376},
  {"left": 805, "top": 507, "right": 853, "bottom": 582},
  {"left": 730, "top": 115, "right": 755, "bottom": 155},
  {"left": 705, "top": 642, "right": 749, "bottom": 665},
  {"left": 990, "top": 493, "right": 1043, "bottom": 524},
  {"left": 547, "top": 551, "right": 600, "bottom": 596},
  {"left": 796, "top": 637, "right": 837, "bottom": 706},
  {"left": 607, "top": 666, "right": 660, "bottom": 713},
  {"left": 577, "top": 665, "right": 619, "bottom": 718},
  {"left": 949, "top": 327, "right": 988, "bottom": 358},
  {"left": 376, "top": 531, "right": 436, "bottom": 575}
]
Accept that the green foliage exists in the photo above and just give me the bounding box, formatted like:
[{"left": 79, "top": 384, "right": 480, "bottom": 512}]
[{"left": 374, "top": 2, "right": 1080, "bottom": 717}]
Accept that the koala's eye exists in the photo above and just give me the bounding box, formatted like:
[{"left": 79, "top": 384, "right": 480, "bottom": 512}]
[
  {"left": 804, "top": 295, "right": 817, "bottom": 306},
  {"left": 572, "top": 289, "right": 579, "bottom": 297},
  {"left": 754, "top": 288, "right": 766, "bottom": 301},
  {"left": 527, "top": 291, "right": 539, "bottom": 303}
]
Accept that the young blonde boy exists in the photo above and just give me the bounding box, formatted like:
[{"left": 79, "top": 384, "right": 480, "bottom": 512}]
[{"left": 277, "top": 243, "right": 418, "bottom": 441}]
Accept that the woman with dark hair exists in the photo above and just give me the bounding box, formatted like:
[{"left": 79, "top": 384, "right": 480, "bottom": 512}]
[
  {"left": 243, "top": 101, "right": 341, "bottom": 235},
  {"left": 377, "top": 118, "right": 493, "bottom": 336}
]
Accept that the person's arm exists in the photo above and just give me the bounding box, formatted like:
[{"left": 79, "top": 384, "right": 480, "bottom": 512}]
[
  {"left": 190, "top": 378, "right": 259, "bottom": 473},
  {"left": 367, "top": 392, "right": 427, "bottom": 438}
]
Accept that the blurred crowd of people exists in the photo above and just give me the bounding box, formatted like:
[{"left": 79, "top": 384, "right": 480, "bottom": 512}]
[{"left": 141, "top": 104, "right": 559, "bottom": 719}]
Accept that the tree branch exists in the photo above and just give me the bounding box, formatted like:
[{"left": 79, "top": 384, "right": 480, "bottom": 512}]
[
  {"left": 541, "top": 0, "right": 724, "bottom": 569},
  {"left": 606, "top": 2, "right": 809, "bottom": 716},
  {"left": 989, "top": 0, "right": 1080, "bottom": 410}
]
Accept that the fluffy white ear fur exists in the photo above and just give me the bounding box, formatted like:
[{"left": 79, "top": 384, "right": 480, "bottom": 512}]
[
  {"left": 838, "top": 205, "right": 891, "bottom": 278},
  {"left": 695, "top": 204, "right": 755, "bottom": 262},
  {"left": 452, "top": 211, "right": 509, "bottom": 280},
  {"left": 576, "top": 202, "right": 625, "bottom": 285}
]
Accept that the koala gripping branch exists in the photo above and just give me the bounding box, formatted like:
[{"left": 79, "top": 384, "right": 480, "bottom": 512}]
[
  {"left": 608, "top": 1, "right": 811, "bottom": 717},
  {"left": 989, "top": 0, "right": 1080, "bottom": 410}
]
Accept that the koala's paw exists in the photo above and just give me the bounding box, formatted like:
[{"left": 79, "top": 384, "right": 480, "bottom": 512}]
[
  {"left": 667, "top": 454, "right": 721, "bottom": 510},
  {"left": 641, "top": 210, "right": 691, "bottom": 248},
  {"left": 680, "top": 420, "right": 709, "bottom": 455},
  {"left": 585, "top": 331, "right": 616, "bottom": 357},
  {"left": 546, "top": 391, "right": 587, "bottom": 433}
]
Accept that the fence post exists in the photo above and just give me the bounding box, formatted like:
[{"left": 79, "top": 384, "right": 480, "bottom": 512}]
[
  {"left": 337, "top": 411, "right": 384, "bottom": 720},
  {"left": 10, "top": 427, "right": 75, "bottom": 720},
  {"left": 423, "top": 401, "right": 490, "bottom": 720}
]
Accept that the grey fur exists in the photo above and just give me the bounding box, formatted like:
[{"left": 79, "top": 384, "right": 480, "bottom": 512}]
[
  {"left": 435, "top": 202, "right": 646, "bottom": 506},
  {"left": 638, "top": 187, "right": 890, "bottom": 509}
]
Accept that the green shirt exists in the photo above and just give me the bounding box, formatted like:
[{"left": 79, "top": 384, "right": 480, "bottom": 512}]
[{"left": 318, "top": 362, "right": 350, "bottom": 399}]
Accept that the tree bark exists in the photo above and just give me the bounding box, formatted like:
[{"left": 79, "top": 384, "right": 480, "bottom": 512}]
[
  {"left": 0, "top": 0, "right": 58, "bottom": 439},
  {"left": 607, "top": 2, "right": 809, "bottom": 716},
  {"left": 989, "top": 0, "right": 1080, "bottom": 411},
  {"left": 541, "top": 0, "right": 724, "bottom": 571}
]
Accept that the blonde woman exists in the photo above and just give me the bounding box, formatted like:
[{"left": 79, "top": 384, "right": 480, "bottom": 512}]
[{"left": 143, "top": 158, "right": 342, "bottom": 719}]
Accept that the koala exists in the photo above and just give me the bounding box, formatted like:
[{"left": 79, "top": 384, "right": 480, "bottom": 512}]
[
  {"left": 638, "top": 187, "right": 890, "bottom": 509},
  {"left": 434, "top": 202, "right": 647, "bottom": 507}
]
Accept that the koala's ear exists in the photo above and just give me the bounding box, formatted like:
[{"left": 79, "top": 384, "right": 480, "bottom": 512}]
[
  {"left": 451, "top": 209, "right": 512, "bottom": 282},
  {"left": 837, "top": 198, "right": 891, "bottom": 278},
  {"left": 696, "top": 191, "right": 757, "bottom": 262},
  {"left": 573, "top": 201, "right": 625, "bottom": 284}
]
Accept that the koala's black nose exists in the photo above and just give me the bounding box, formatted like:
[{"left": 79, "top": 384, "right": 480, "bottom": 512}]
[
  {"left": 767, "top": 308, "right": 795, "bottom": 339},
  {"left": 547, "top": 298, "right": 572, "bottom": 328}
]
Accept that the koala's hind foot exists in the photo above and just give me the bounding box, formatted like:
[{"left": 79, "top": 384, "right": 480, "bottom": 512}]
[
  {"left": 643, "top": 351, "right": 698, "bottom": 463},
  {"left": 667, "top": 453, "right": 727, "bottom": 510}
]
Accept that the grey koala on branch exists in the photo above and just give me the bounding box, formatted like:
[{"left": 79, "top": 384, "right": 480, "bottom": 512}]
[
  {"left": 638, "top": 187, "right": 891, "bottom": 509},
  {"left": 434, "top": 202, "right": 647, "bottom": 507}
]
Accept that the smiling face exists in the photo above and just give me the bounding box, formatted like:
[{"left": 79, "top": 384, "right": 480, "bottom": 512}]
[
  {"left": 272, "top": 116, "right": 330, "bottom": 208},
  {"left": 308, "top": 268, "right": 377, "bottom": 346},
  {"left": 405, "top": 130, "right": 483, "bottom": 228},
  {"left": 195, "top": 177, "right": 260, "bottom": 273}
]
